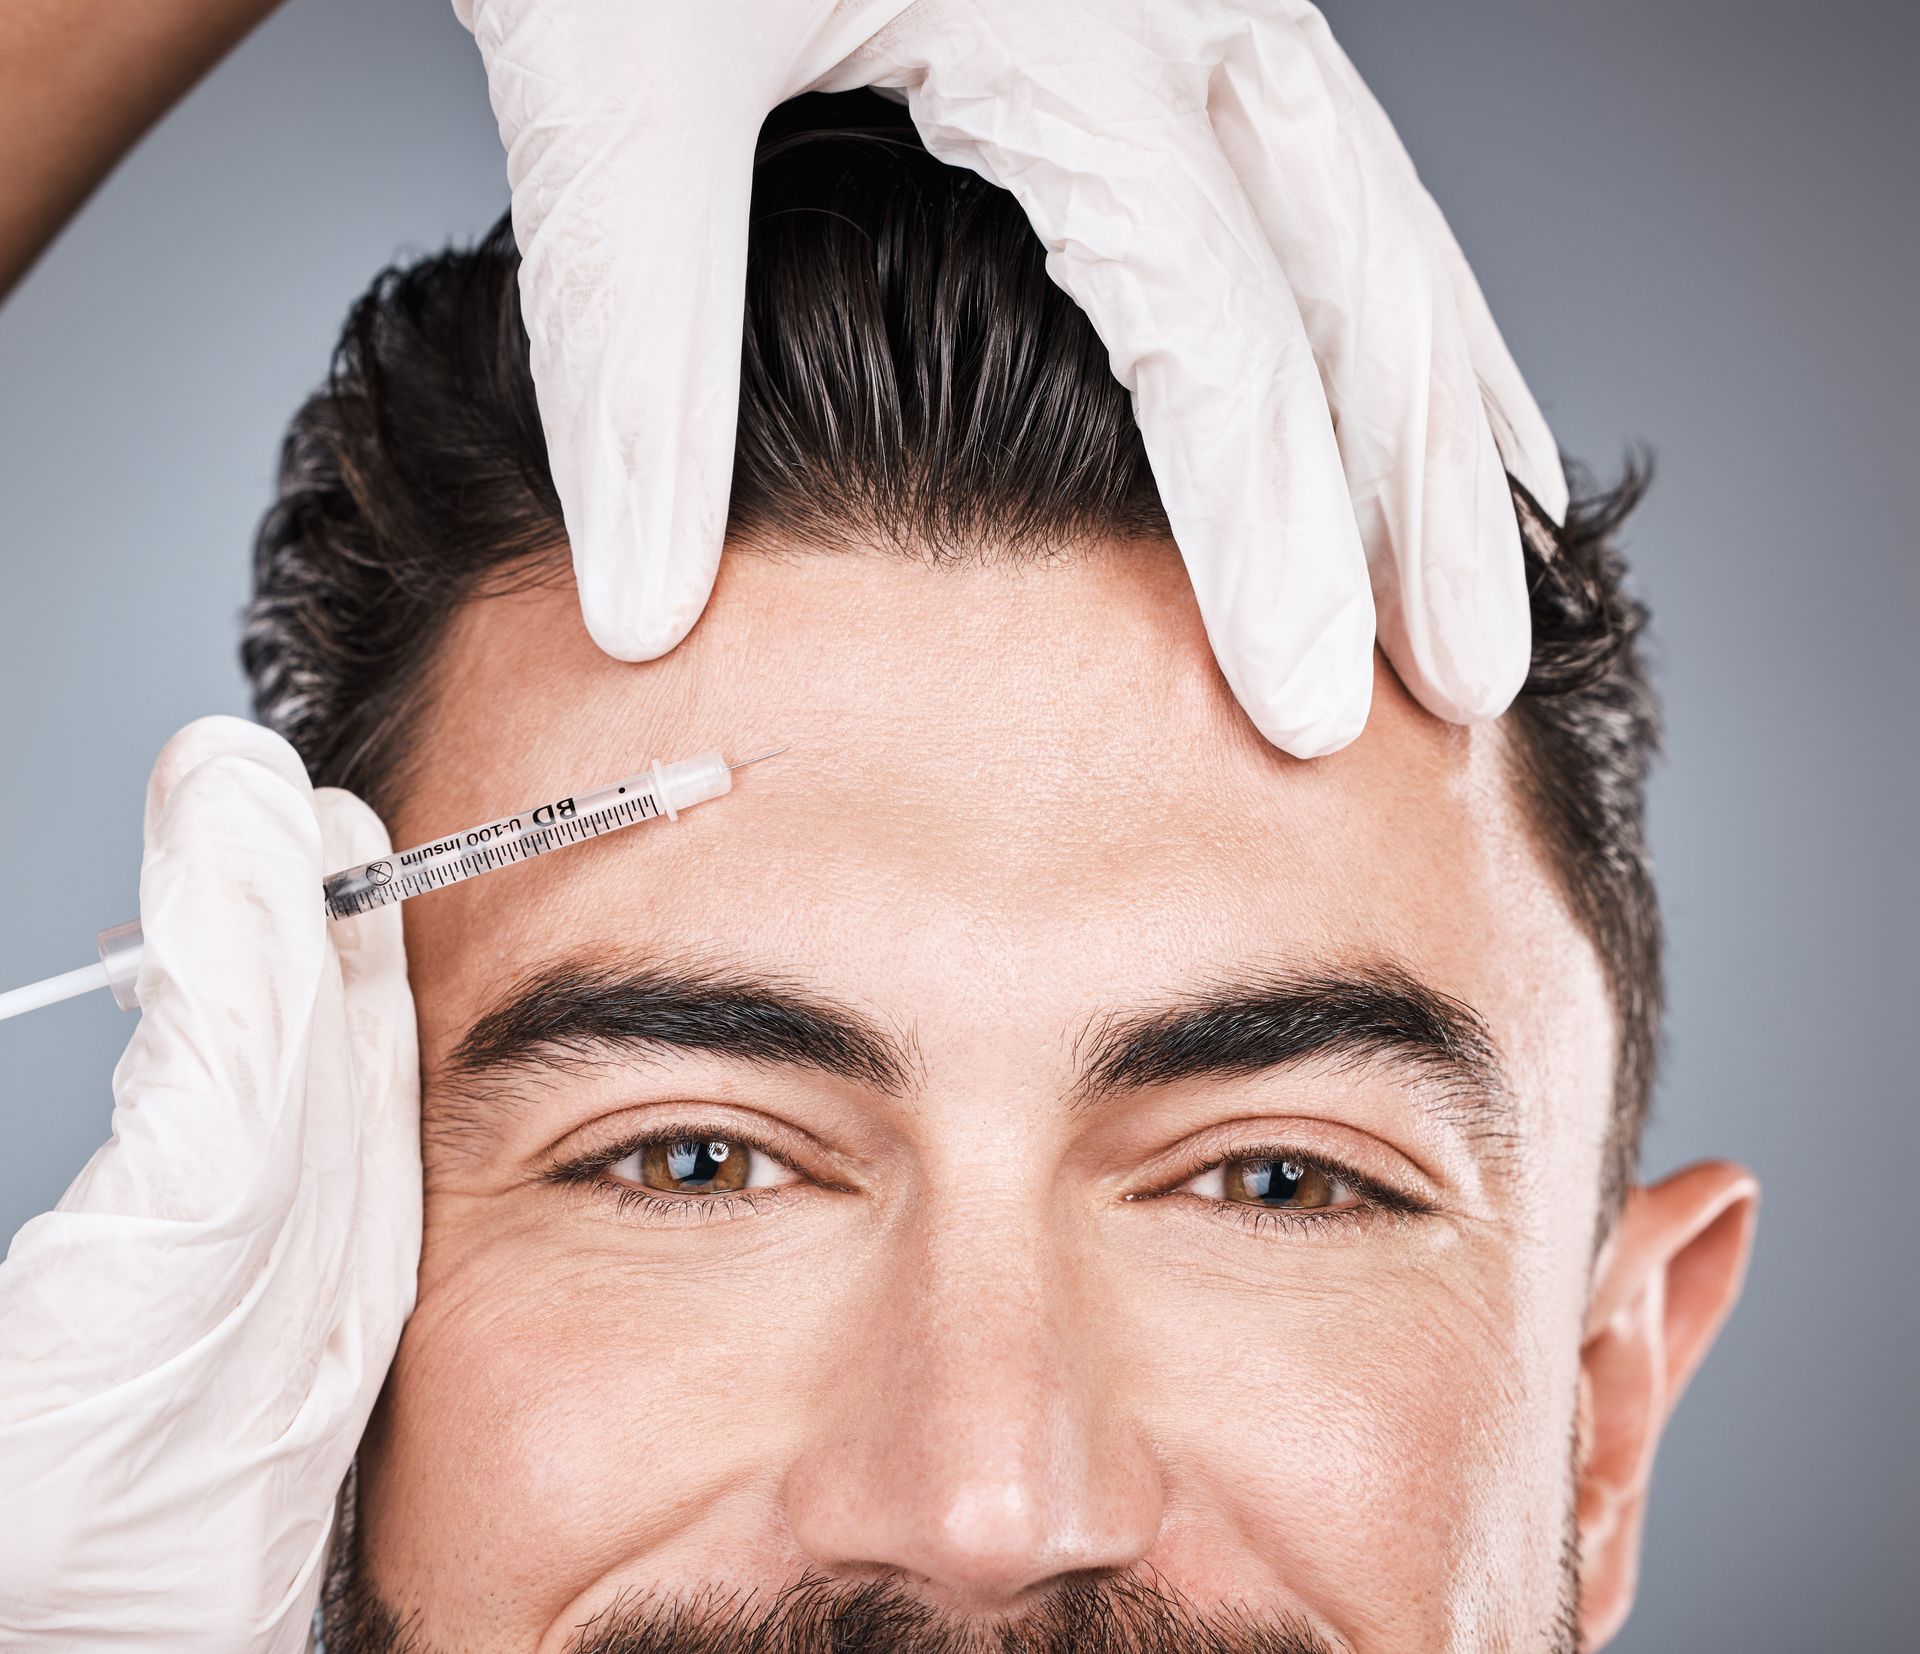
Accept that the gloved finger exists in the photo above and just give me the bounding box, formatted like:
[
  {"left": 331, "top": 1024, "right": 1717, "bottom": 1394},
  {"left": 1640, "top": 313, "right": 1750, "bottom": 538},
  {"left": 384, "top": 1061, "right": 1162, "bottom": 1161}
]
[
  {"left": 902, "top": 79, "right": 1377, "bottom": 756},
  {"left": 1424, "top": 220, "right": 1568, "bottom": 526},
  {"left": 461, "top": 0, "right": 758, "bottom": 663},
  {"left": 313, "top": 787, "right": 404, "bottom": 1000},
  {"left": 141, "top": 712, "right": 311, "bottom": 842},
  {"left": 1289, "top": 7, "right": 1568, "bottom": 524},
  {"left": 241, "top": 789, "right": 417, "bottom": 1650},
  {"left": 1210, "top": 14, "right": 1529, "bottom": 723},
  {"left": 312, "top": 787, "right": 421, "bottom": 1342},
  {"left": 515, "top": 126, "right": 752, "bottom": 662},
  {"left": 5, "top": 741, "right": 330, "bottom": 1393}
]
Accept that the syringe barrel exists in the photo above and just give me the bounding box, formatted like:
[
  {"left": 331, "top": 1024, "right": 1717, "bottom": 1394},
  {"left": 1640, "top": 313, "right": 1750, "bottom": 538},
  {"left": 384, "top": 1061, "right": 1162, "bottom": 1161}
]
[
  {"left": 8, "top": 750, "right": 763, "bottom": 1024},
  {"left": 321, "top": 752, "right": 733, "bottom": 920}
]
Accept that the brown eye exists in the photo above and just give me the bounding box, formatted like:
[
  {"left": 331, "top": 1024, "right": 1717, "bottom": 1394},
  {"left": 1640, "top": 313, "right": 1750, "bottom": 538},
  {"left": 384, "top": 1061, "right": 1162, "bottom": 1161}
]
[
  {"left": 1219, "top": 1156, "right": 1352, "bottom": 1210},
  {"left": 631, "top": 1139, "right": 751, "bottom": 1193}
]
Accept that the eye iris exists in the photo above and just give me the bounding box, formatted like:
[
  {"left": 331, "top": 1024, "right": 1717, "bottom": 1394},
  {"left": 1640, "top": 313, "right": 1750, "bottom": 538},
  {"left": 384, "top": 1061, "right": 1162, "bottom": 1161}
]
[
  {"left": 642, "top": 1138, "right": 749, "bottom": 1193},
  {"left": 1225, "top": 1156, "right": 1335, "bottom": 1208}
]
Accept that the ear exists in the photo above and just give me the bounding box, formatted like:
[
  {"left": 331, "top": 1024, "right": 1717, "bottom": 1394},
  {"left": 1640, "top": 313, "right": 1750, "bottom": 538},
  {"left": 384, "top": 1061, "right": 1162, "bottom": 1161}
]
[{"left": 1575, "top": 1160, "right": 1759, "bottom": 1648}]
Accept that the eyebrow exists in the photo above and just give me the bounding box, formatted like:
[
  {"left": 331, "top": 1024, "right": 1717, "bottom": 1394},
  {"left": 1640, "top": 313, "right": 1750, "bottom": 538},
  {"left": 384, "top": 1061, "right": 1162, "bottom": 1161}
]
[
  {"left": 446, "top": 955, "right": 915, "bottom": 1095},
  {"left": 441, "top": 954, "right": 1512, "bottom": 1137},
  {"left": 1066, "top": 963, "right": 1511, "bottom": 1131}
]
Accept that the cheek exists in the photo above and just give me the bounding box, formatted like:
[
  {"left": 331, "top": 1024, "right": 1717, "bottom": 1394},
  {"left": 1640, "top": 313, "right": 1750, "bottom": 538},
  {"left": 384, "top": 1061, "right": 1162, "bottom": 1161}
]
[
  {"left": 358, "top": 1190, "right": 871, "bottom": 1628},
  {"left": 1112, "top": 1225, "right": 1582, "bottom": 1644}
]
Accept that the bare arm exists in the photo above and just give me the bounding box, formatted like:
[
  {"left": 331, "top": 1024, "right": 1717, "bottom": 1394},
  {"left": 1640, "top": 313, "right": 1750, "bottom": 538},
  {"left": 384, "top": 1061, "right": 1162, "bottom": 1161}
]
[{"left": 0, "top": 0, "right": 283, "bottom": 296}]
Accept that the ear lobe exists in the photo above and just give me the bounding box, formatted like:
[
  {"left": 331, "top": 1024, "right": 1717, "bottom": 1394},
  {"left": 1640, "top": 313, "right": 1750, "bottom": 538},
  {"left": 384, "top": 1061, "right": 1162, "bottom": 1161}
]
[{"left": 1576, "top": 1160, "right": 1760, "bottom": 1649}]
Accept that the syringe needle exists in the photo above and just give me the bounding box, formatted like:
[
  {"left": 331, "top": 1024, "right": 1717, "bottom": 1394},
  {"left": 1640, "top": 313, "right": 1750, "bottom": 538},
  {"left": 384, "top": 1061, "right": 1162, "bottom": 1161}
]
[{"left": 728, "top": 745, "right": 790, "bottom": 771}]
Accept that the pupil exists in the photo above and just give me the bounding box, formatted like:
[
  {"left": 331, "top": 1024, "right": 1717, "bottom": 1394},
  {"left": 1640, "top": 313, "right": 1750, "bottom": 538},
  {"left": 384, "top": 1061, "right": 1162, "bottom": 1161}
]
[
  {"left": 1225, "top": 1155, "right": 1328, "bottom": 1208},
  {"left": 1255, "top": 1159, "right": 1305, "bottom": 1204},
  {"left": 665, "top": 1140, "right": 724, "bottom": 1186}
]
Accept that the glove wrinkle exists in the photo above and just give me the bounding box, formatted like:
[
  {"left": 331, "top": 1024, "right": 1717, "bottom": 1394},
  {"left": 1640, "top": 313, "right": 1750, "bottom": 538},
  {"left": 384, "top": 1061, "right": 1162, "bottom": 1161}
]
[
  {"left": 493, "top": 0, "right": 1553, "bottom": 748},
  {"left": 0, "top": 718, "right": 419, "bottom": 1652}
]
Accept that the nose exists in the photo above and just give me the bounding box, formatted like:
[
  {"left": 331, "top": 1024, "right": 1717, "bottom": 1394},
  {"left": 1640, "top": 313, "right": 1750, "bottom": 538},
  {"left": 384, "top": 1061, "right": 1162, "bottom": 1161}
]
[{"left": 781, "top": 1198, "right": 1165, "bottom": 1613}]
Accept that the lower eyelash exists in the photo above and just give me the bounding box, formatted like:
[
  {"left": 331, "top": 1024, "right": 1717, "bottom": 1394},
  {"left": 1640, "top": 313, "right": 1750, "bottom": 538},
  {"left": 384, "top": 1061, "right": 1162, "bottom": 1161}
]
[
  {"left": 596, "top": 1180, "right": 786, "bottom": 1225},
  {"left": 1201, "top": 1196, "right": 1386, "bottom": 1239}
]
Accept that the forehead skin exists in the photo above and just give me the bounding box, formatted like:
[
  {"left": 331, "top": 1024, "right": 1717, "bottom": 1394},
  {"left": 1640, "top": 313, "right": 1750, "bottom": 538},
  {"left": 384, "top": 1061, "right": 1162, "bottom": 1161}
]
[{"left": 363, "top": 540, "right": 1615, "bottom": 1652}]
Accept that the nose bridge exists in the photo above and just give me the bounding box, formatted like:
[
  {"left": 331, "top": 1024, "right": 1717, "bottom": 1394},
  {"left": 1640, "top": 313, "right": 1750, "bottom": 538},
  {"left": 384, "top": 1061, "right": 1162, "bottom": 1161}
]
[
  {"left": 910, "top": 1194, "right": 1077, "bottom": 1474},
  {"left": 783, "top": 1182, "right": 1164, "bottom": 1607}
]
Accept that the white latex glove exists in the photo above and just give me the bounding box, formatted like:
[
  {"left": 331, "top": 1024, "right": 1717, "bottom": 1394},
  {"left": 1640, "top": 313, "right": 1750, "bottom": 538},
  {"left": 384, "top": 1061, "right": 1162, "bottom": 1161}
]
[
  {"left": 0, "top": 717, "right": 420, "bottom": 1652},
  {"left": 458, "top": 0, "right": 1567, "bottom": 757}
]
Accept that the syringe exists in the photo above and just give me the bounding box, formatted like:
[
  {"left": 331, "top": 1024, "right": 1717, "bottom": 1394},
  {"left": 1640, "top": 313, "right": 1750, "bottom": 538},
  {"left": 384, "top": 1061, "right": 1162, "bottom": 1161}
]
[{"left": 0, "top": 745, "right": 785, "bottom": 1023}]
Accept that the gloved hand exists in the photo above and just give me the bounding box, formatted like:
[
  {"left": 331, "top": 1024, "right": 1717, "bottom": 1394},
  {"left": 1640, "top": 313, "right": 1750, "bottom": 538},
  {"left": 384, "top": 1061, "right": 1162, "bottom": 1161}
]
[
  {"left": 0, "top": 717, "right": 419, "bottom": 1652},
  {"left": 456, "top": 0, "right": 1567, "bottom": 757}
]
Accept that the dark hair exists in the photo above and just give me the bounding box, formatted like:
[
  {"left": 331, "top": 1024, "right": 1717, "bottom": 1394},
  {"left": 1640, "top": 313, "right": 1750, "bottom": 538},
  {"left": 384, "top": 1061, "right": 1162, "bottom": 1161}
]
[{"left": 244, "top": 91, "right": 1661, "bottom": 1214}]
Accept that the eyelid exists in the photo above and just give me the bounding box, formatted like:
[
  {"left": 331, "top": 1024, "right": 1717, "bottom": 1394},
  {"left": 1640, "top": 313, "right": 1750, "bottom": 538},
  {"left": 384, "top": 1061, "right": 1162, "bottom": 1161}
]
[{"left": 512, "top": 1069, "right": 862, "bottom": 1177}]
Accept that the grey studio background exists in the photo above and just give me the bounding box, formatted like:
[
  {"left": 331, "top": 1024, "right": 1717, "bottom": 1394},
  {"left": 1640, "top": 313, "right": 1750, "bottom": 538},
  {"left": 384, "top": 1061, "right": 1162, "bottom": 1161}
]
[{"left": 1, "top": 1, "right": 1912, "bottom": 1646}]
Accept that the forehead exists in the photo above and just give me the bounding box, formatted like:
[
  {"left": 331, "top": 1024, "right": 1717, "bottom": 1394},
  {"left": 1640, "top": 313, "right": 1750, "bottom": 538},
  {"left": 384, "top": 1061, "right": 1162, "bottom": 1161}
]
[{"left": 392, "top": 541, "right": 1608, "bottom": 1117}]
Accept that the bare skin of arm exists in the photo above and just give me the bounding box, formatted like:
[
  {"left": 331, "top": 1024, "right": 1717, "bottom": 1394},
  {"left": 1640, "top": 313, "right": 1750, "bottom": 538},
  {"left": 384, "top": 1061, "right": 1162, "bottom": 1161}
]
[{"left": 0, "top": 0, "right": 283, "bottom": 296}]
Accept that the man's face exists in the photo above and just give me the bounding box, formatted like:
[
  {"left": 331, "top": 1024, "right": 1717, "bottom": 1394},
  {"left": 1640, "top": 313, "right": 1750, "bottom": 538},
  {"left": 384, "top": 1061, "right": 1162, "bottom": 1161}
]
[{"left": 351, "top": 541, "right": 1626, "bottom": 1651}]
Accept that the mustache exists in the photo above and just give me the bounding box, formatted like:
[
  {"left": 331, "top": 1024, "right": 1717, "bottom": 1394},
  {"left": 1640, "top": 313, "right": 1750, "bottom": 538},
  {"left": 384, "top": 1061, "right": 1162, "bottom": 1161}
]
[{"left": 559, "top": 1572, "right": 1341, "bottom": 1654}]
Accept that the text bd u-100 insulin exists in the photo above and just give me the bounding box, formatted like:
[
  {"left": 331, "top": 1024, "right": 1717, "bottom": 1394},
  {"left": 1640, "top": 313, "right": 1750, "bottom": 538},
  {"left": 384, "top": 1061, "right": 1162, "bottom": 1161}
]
[{"left": 397, "top": 791, "right": 654, "bottom": 867}]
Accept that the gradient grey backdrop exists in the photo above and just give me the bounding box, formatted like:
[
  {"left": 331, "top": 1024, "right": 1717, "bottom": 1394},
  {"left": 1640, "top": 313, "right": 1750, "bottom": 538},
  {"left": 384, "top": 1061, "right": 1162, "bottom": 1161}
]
[{"left": 1, "top": 2, "right": 1912, "bottom": 1645}]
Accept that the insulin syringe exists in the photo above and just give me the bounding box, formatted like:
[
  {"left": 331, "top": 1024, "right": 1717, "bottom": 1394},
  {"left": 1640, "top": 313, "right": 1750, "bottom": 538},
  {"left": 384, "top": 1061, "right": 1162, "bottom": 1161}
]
[{"left": 0, "top": 745, "right": 785, "bottom": 1023}]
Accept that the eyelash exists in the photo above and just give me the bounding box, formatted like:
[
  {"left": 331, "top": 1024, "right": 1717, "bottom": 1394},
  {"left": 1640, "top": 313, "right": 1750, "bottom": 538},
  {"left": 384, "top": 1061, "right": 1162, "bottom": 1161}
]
[
  {"left": 542, "top": 1124, "right": 802, "bottom": 1226},
  {"left": 543, "top": 1128, "right": 1431, "bottom": 1237},
  {"left": 1148, "top": 1142, "right": 1433, "bottom": 1240}
]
